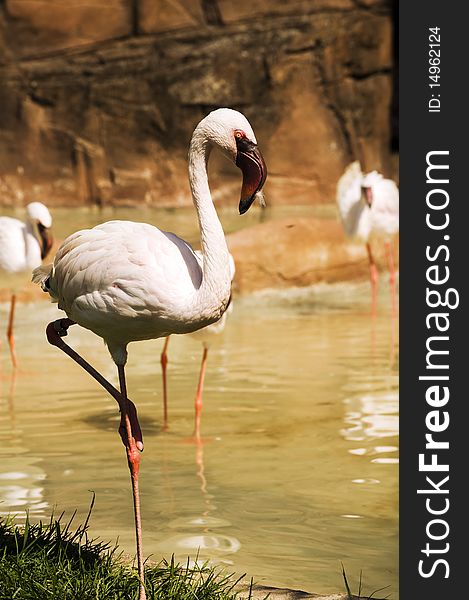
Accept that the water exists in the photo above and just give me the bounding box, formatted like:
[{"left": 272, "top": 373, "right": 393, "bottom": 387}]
[
  {"left": 0, "top": 203, "right": 333, "bottom": 251},
  {"left": 0, "top": 208, "right": 398, "bottom": 598}
]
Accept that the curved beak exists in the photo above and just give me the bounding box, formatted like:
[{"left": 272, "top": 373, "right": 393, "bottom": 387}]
[
  {"left": 236, "top": 138, "right": 267, "bottom": 215},
  {"left": 38, "top": 223, "right": 53, "bottom": 259}
]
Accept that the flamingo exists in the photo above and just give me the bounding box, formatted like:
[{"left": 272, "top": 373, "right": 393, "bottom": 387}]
[
  {"left": 0, "top": 202, "right": 53, "bottom": 368},
  {"left": 336, "top": 161, "right": 399, "bottom": 315},
  {"left": 160, "top": 252, "right": 236, "bottom": 439},
  {"left": 32, "top": 108, "right": 267, "bottom": 600}
]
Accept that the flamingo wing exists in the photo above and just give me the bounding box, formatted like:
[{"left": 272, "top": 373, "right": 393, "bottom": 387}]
[
  {"left": 0, "top": 217, "right": 28, "bottom": 272},
  {"left": 336, "top": 161, "right": 368, "bottom": 239},
  {"left": 371, "top": 179, "right": 399, "bottom": 236},
  {"left": 46, "top": 221, "right": 203, "bottom": 341}
]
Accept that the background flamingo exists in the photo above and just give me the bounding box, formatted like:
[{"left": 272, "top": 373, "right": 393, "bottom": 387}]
[
  {"left": 160, "top": 252, "right": 236, "bottom": 439},
  {"left": 0, "top": 202, "right": 53, "bottom": 367},
  {"left": 33, "top": 108, "right": 266, "bottom": 600},
  {"left": 336, "top": 161, "right": 399, "bottom": 315}
]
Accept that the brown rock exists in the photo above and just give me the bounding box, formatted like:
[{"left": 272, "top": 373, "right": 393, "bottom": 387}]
[
  {"left": 218, "top": 0, "right": 355, "bottom": 23},
  {"left": 265, "top": 52, "right": 348, "bottom": 204},
  {"left": 139, "top": 0, "right": 205, "bottom": 33},
  {"left": 227, "top": 217, "right": 396, "bottom": 294},
  {"left": 4, "top": 0, "right": 132, "bottom": 55},
  {"left": 0, "top": 2, "right": 396, "bottom": 208}
]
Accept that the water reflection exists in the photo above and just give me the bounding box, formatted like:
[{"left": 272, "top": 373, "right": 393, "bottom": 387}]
[
  {"left": 158, "top": 440, "right": 241, "bottom": 566},
  {"left": 0, "top": 278, "right": 398, "bottom": 597},
  {"left": 0, "top": 370, "right": 17, "bottom": 432},
  {"left": 342, "top": 390, "right": 399, "bottom": 441},
  {"left": 0, "top": 459, "right": 48, "bottom": 519}
]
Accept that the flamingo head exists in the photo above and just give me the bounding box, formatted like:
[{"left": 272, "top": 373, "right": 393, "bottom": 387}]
[
  {"left": 27, "top": 202, "right": 53, "bottom": 259},
  {"left": 195, "top": 108, "right": 267, "bottom": 214},
  {"left": 361, "top": 171, "right": 382, "bottom": 207}
]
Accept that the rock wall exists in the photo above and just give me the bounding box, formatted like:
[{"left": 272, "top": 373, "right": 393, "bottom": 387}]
[
  {"left": 0, "top": 0, "right": 396, "bottom": 208},
  {"left": 227, "top": 217, "right": 398, "bottom": 294}
]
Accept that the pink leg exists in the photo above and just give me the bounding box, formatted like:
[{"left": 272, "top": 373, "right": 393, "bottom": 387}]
[
  {"left": 160, "top": 336, "right": 170, "bottom": 431},
  {"left": 46, "top": 319, "right": 146, "bottom": 598},
  {"left": 385, "top": 241, "right": 397, "bottom": 318},
  {"left": 7, "top": 294, "right": 18, "bottom": 369},
  {"left": 366, "top": 243, "right": 378, "bottom": 318},
  {"left": 118, "top": 365, "right": 146, "bottom": 600},
  {"left": 193, "top": 347, "right": 208, "bottom": 442}
]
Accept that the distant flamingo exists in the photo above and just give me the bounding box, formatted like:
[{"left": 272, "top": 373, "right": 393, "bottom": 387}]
[
  {"left": 33, "top": 108, "right": 266, "bottom": 600},
  {"left": 0, "top": 202, "right": 53, "bottom": 367},
  {"left": 160, "top": 253, "right": 236, "bottom": 440},
  {"left": 336, "top": 161, "right": 399, "bottom": 315}
]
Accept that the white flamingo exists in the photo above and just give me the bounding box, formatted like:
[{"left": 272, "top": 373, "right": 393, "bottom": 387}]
[
  {"left": 160, "top": 252, "right": 236, "bottom": 440},
  {"left": 32, "top": 108, "right": 266, "bottom": 600},
  {"left": 0, "top": 202, "right": 53, "bottom": 367},
  {"left": 336, "top": 161, "right": 399, "bottom": 314}
]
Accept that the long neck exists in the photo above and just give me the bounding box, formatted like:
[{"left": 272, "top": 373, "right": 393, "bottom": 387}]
[
  {"left": 188, "top": 134, "right": 231, "bottom": 309},
  {"left": 24, "top": 220, "right": 42, "bottom": 267}
]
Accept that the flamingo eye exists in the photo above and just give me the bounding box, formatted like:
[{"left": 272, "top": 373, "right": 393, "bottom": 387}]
[{"left": 234, "top": 130, "right": 245, "bottom": 139}]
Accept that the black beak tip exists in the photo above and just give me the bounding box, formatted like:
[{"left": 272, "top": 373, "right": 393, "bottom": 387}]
[{"left": 239, "top": 198, "right": 252, "bottom": 215}]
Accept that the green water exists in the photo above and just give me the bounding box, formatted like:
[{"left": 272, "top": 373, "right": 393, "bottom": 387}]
[{"left": 0, "top": 207, "right": 398, "bottom": 598}]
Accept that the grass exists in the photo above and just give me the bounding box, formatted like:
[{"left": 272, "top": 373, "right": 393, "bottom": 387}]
[
  {"left": 0, "top": 503, "right": 390, "bottom": 600},
  {"left": 0, "top": 504, "right": 251, "bottom": 600},
  {"left": 341, "top": 563, "right": 390, "bottom": 600}
]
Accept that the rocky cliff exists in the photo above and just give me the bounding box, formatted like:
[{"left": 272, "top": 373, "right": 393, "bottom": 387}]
[{"left": 0, "top": 0, "right": 396, "bottom": 208}]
